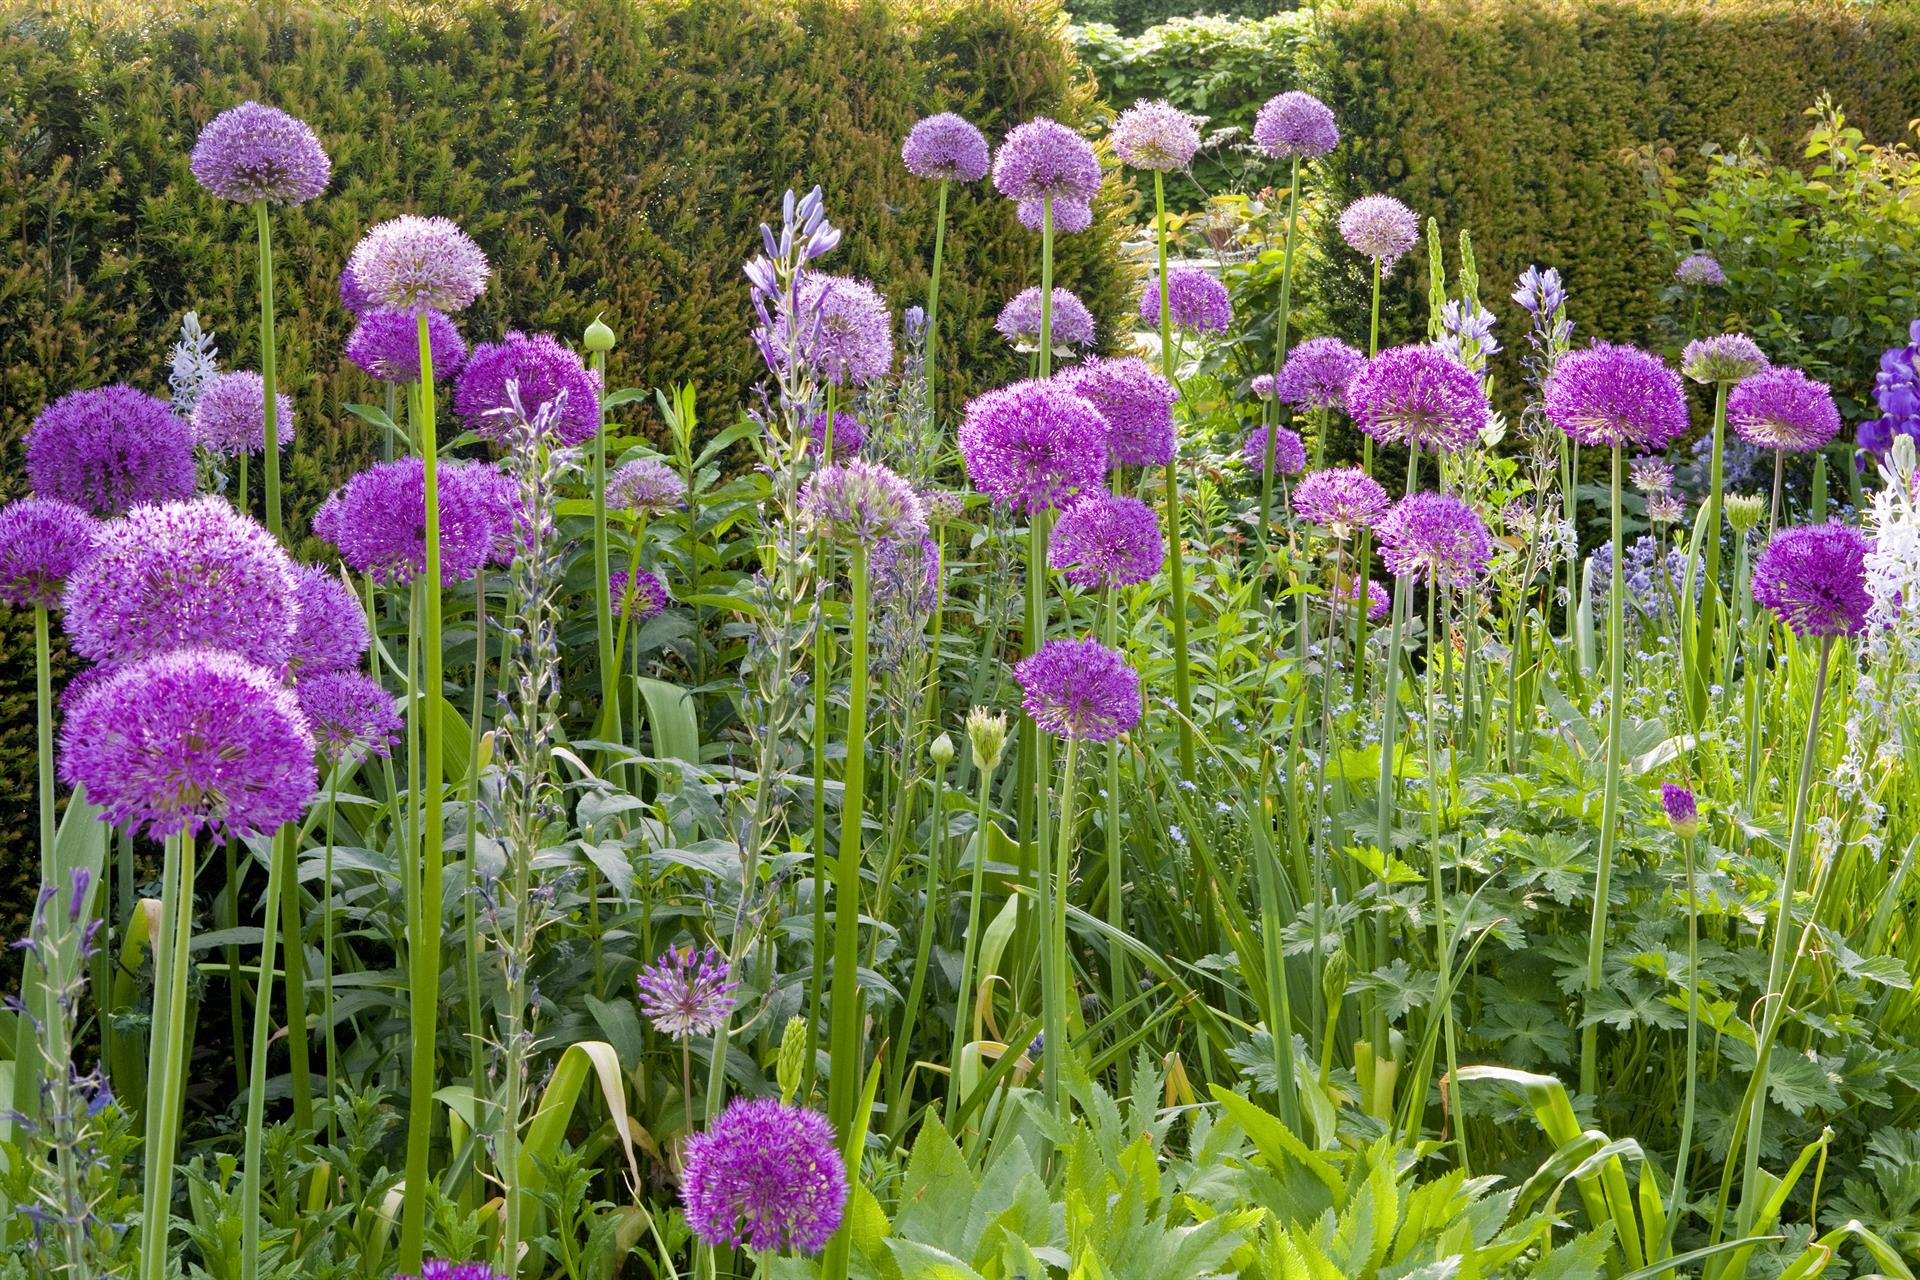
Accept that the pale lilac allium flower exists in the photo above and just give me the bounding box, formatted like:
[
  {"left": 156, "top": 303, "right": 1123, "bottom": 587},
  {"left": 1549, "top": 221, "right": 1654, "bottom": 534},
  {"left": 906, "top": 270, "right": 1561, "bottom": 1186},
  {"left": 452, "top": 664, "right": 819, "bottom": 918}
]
[
  {"left": 0, "top": 498, "right": 99, "bottom": 610},
  {"left": 806, "top": 410, "right": 865, "bottom": 455},
  {"left": 339, "top": 261, "right": 374, "bottom": 316},
  {"left": 920, "top": 489, "right": 966, "bottom": 527},
  {"left": 191, "top": 370, "right": 294, "bottom": 455},
  {"left": 960, "top": 378, "right": 1110, "bottom": 512},
  {"left": 1240, "top": 424, "right": 1306, "bottom": 475},
  {"left": 1253, "top": 91, "right": 1338, "bottom": 159},
  {"left": 1339, "top": 195, "right": 1418, "bottom": 267},
  {"left": 297, "top": 670, "right": 401, "bottom": 762},
  {"left": 681, "top": 1098, "right": 847, "bottom": 1255},
  {"left": 993, "top": 117, "right": 1102, "bottom": 206},
  {"left": 1055, "top": 358, "right": 1176, "bottom": 469},
  {"left": 1647, "top": 491, "right": 1685, "bottom": 525},
  {"left": 901, "top": 113, "right": 990, "bottom": 182},
  {"left": 324, "top": 458, "right": 496, "bottom": 586},
  {"left": 26, "top": 386, "right": 197, "bottom": 517},
  {"left": 799, "top": 460, "right": 927, "bottom": 548},
  {"left": 636, "top": 946, "right": 740, "bottom": 1039},
  {"left": 872, "top": 534, "right": 941, "bottom": 606},
  {"left": 1017, "top": 197, "right": 1093, "bottom": 234},
  {"left": 1630, "top": 455, "right": 1674, "bottom": 493},
  {"left": 346, "top": 309, "right": 467, "bottom": 384},
  {"left": 607, "top": 458, "right": 687, "bottom": 515},
  {"left": 1014, "top": 637, "right": 1143, "bottom": 742},
  {"left": 1682, "top": 333, "right": 1768, "bottom": 385},
  {"left": 995, "top": 287, "right": 1096, "bottom": 352},
  {"left": 1273, "top": 337, "right": 1366, "bottom": 412},
  {"left": 1675, "top": 254, "right": 1725, "bottom": 287},
  {"left": 763, "top": 273, "right": 895, "bottom": 386},
  {"left": 1139, "top": 267, "right": 1231, "bottom": 334},
  {"left": 1110, "top": 98, "right": 1202, "bottom": 171},
  {"left": 1250, "top": 374, "right": 1277, "bottom": 399},
  {"left": 1660, "top": 783, "right": 1700, "bottom": 837},
  {"left": 1751, "top": 522, "right": 1872, "bottom": 638},
  {"left": 1049, "top": 494, "right": 1163, "bottom": 590},
  {"left": 1727, "top": 367, "right": 1841, "bottom": 453},
  {"left": 286, "top": 562, "right": 369, "bottom": 678},
  {"left": 1292, "top": 468, "right": 1388, "bottom": 537},
  {"left": 346, "top": 215, "right": 489, "bottom": 313},
  {"left": 1346, "top": 345, "right": 1489, "bottom": 453},
  {"left": 455, "top": 332, "right": 602, "bottom": 447},
  {"left": 189, "top": 101, "right": 330, "bottom": 205},
  {"left": 611, "top": 569, "right": 669, "bottom": 620},
  {"left": 1377, "top": 491, "right": 1494, "bottom": 588},
  {"left": 1545, "top": 342, "right": 1689, "bottom": 449}
]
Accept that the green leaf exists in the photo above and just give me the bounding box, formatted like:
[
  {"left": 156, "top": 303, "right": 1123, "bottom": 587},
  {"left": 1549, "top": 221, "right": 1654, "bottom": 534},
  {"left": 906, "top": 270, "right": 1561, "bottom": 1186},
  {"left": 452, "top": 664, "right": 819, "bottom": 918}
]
[{"left": 892, "top": 1118, "right": 976, "bottom": 1260}]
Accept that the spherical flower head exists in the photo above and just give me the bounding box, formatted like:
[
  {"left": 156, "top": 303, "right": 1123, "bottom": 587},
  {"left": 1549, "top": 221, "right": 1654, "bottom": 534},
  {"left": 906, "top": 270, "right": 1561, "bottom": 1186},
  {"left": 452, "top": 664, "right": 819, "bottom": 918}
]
[
  {"left": 455, "top": 461, "right": 523, "bottom": 567},
  {"left": 1241, "top": 424, "right": 1306, "bottom": 475},
  {"left": 681, "top": 1097, "right": 847, "bottom": 1254},
  {"left": 1339, "top": 195, "right": 1418, "bottom": 266},
  {"left": 189, "top": 101, "right": 329, "bottom": 206},
  {"left": 339, "top": 261, "right": 374, "bottom": 316},
  {"left": 1111, "top": 98, "right": 1201, "bottom": 172},
  {"left": 26, "top": 385, "right": 196, "bottom": 517},
  {"left": 190, "top": 371, "right": 294, "bottom": 456},
  {"left": 764, "top": 274, "right": 895, "bottom": 387},
  {"left": 1728, "top": 367, "right": 1840, "bottom": 453},
  {"left": 346, "top": 309, "right": 467, "bottom": 384},
  {"left": 1545, "top": 343, "right": 1689, "bottom": 449},
  {"left": 1660, "top": 783, "right": 1700, "bottom": 838},
  {"left": 65, "top": 497, "right": 297, "bottom": 669},
  {"left": 799, "top": 460, "right": 928, "bottom": 548},
  {"left": 1250, "top": 374, "right": 1277, "bottom": 399},
  {"left": 1274, "top": 337, "right": 1366, "bottom": 412},
  {"left": 1017, "top": 197, "right": 1093, "bottom": 235},
  {"left": 1292, "top": 467, "right": 1388, "bottom": 538},
  {"left": 1014, "top": 637, "right": 1142, "bottom": 743},
  {"left": 1751, "top": 522, "right": 1872, "bottom": 638},
  {"left": 324, "top": 458, "right": 494, "bottom": 586},
  {"left": 1675, "top": 254, "right": 1725, "bottom": 287},
  {"left": 347, "top": 215, "right": 489, "bottom": 313},
  {"left": 960, "top": 379, "right": 1111, "bottom": 512},
  {"left": 1253, "top": 91, "right": 1338, "bottom": 159},
  {"left": 1140, "top": 268, "right": 1231, "bottom": 335},
  {"left": 1629, "top": 455, "right": 1674, "bottom": 493},
  {"left": 1054, "top": 358, "right": 1176, "bottom": 469},
  {"left": 806, "top": 410, "right": 865, "bottom": 456},
  {"left": 1682, "top": 333, "right": 1768, "bottom": 385},
  {"left": 611, "top": 569, "right": 669, "bottom": 620},
  {"left": 607, "top": 458, "right": 688, "bottom": 515},
  {"left": 872, "top": 534, "right": 941, "bottom": 606},
  {"left": 1347, "top": 345, "right": 1489, "bottom": 453},
  {"left": 995, "top": 287, "right": 1096, "bottom": 353},
  {"left": 636, "top": 945, "right": 740, "bottom": 1039},
  {"left": 0, "top": 498, "right": 99, "bottom": 610},
  {"left": 286, "top": 563, "right": 369, "bottom": 678},
  {"left": 1050, "top": 494, "right": 1163, "bottom": 590},
  {"left": 397, "top": 1260, "right": 510, "bottom": 1280},
  {"left": 993, "top": 117, "right": 1101, "bottom": 206},
  {"left": 921, "top": 488, "right": 966, "bottom": 527},
  {"left": 1647, "top": 490, "right": 1685, "bottom": 525},
  {"left": 1377, "top": 491, "right": 1494, "bottom": 588},
  {"left": 297, "top": 670, "right": 400, "bottom": 762},
  {"left": 455, "top": 331, "right": 602, "bottom": 447},
  {"left": 1345, "top": 575, "right": 1391, "bottom": 622},
  {"left": 901, "top": 113, "right": 990, "bottom": 182},
  {"left": 59, "top": 648, "right": 316, "bottom": 841}
]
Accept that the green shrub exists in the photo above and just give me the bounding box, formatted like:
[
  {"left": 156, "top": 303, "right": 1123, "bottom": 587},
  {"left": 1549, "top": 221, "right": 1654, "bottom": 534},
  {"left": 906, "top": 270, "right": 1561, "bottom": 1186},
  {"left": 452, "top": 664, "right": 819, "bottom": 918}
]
[{"left": 1065, "top": 0, "right": 1289, "bottom": 38}]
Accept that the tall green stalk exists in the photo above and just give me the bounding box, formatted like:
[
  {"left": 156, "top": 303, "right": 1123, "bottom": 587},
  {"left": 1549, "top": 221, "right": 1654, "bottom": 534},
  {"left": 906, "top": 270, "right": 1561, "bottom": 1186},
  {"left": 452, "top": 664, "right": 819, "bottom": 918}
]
[
  {"left": 1664, "top": 820, "right": 1702, "bottom": 1252},
  {"left": 947, "top": 725, "right": 1006, "bottom": 1128},
  {"left": 1256, "top": 155, "right": 1303, "bottom": 552},
  {"left": 925, "top": 178, "right": 950, "bottom": 420},
  {"left": 240, "top": 829, "right": 290, "bottom": 1280},
  {"left": 276, "top": 823, "right": 314, "bottom": 1134},
  {"left": 254, "top": 200, "right": 282, "bottom": 541},
  {"left": 591, "top": 344, "right": 617, "bottom": 754},
  {"left": 139, "top": 831, "right": 196, "bottom": 1280},
  {"left": 1041, "top": 739, "right": 1080, "bottom": 1111},
  {"left": 1153, "top": 172, "right": 1197, "bottom": 779},
  {"left": 1578, "top": 446, "right": 1626, "bottom": 1097}
]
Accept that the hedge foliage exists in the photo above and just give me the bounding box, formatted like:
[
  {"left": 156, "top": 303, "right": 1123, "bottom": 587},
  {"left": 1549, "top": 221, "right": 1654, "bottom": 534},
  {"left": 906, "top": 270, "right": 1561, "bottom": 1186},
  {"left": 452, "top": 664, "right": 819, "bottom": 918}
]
[{"left": 0, "top": 0, "right": 1136, "bottom": 878}]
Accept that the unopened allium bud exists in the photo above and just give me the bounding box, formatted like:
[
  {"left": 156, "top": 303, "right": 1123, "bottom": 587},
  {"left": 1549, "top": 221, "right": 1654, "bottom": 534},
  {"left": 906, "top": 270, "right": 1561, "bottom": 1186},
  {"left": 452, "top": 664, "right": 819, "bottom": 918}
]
[
  {"left": 1321, "top": 948, "right": 1350, "bottom": 1008},
  {"left": 966, "top": 707, "right": 1010, "bottom": 775},
  {"left": 930, "top": 732, "right": 956, "bottom": 767},
  {"left": 777, "top": 1015, "right": 809, "bottom": 1102},
  {"left": 1660, "top": 783, "right": 1700, "bottom": 839},
  {"left": 584, "top": 314, "right": 616, "bottom": 353},
  {"left": 1725, "top": 493, "right": 1765, "bottom": 534}
]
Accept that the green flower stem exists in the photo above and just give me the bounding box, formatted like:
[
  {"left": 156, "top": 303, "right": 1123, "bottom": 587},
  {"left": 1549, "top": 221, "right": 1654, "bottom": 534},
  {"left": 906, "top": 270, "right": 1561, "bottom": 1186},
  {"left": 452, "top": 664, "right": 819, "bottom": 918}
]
[
  {"left": 464, "top": 568, "right": 490, "bottom": 1098},
  {"left": 240, "top": 828, "right": 290, "bottom": 1280},
  {"left": 1694, "top": 382, "right": 1731, "bottom": 713},
  {"left": 1420, "top": 588, "right": 1464, "bottom": 1170},
  {"left": 926, "top": 178, "right": 950, "bottom": 420},
  {"left": 1368, "top": 256, "right": 1383, "bottom": 358},
  {"left": 253, "top": 200, "right": 282, "bottom": 541},
  {"left": 887, "top": 750, "right": 946, "bottom": 1127},
  {"left": 34, "top": 605, "right": 51, "bottom": 862},
  {"left": 1768, "top": 447, "right": 1785, "bottom": 536},
  {"left": 1040, "top": 736, "right": 1081, "bottom": 1116},
  {"left": 223, "top": 838, "right": 247, "bottom": 1096},
  {"left": 276, "top": 820, "right": 315, "bottom": 1135},
  {"left": 1015, "top": 198, "right": 1058, "bottom": 953},
  {"left": 807, "top": 386, "right": 841, "bottom": 1079},
  {"left": 1578, "top": 445, "right": 1626, "bottom": 1097},
  {"left": 1370, "top": 570, "right": 1410, "bottom": 1063},
  {"left": 1664, "top": 823, "right": 1702, "bottom": 1253},
  {"left": 236, "top": 452, "right": 249, "bottom": 520},
  {"left": 591, "top": 349, "right": 618, "bottom": 760},
  {"left": 321, "top": 773, "right": 342, "bottom": 1147},
  {"left": 947, "top": 743, "right": 1003, "bottom": 1129},
  {"left": 139, "top": 831, "right": 196, "bottom": 1280},
  {"left": 1102, "top": 583, "right": 1128, "bottom": 1078},
  {"left": 1153, "top": 172, "right": 1197, "bottom": 779},
  {"left": 1256, "top": 155, "right": 1303, "bottom": 555}
]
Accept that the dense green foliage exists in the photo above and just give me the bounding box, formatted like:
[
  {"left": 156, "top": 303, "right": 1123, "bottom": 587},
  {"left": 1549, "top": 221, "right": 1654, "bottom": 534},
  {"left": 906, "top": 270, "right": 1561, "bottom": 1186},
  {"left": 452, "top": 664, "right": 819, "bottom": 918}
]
[{"left": 1065, "top": 0, "right": 1287, "bottom": 37}]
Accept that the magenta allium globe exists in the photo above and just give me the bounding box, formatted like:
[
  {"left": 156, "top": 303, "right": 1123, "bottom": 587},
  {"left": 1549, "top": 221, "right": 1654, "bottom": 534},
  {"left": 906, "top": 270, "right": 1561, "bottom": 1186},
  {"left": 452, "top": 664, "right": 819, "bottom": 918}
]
[
  {"left": 995, "top": 287, "right": 1097, "bottom": 352},
  {"left": 324, "top": 458, "right": 495, "bottom": 586},
  {"left": 0, "top": 498, "right": 99, "bottom": 610},
  {"left": 1339, "top": 195, "right": 1418, "bottom": 266},
  {"left": 1253, "top": 91, "right": 1339, "bottom": 159},
  {"left": 1274, "top": 337, "right": 1366, "bottom": 412},
  {"left": 398, "top": 1261, "right": 511, "bottom": 1280},
  {"left": 346, "top": 215, "right": 489, "bottom": 313},
  {"left": 1055, "top": 357, "right": 1177, "bottom": 469},
  {"left": 1049, "top": 494, "right": 1164, "bottom": 590},
  {"left": 59, "top": 648, "right": 316, "bottom": 841},
  {"left": 1015, "top": 637, "right": 1142, "bottom": 743},
  {"left": 339, "top": 261, "right": 374, "bottom": 316},
  {"left": 346, "top": 308, "right": 467, "bottom": 384},
  {"left": 1241, "top": 424, "right": 1307, "bottom": 475},
  {"left": 993, "top": 117, "right": 1102, "bottom": 207},
  {"left": 26, "top": 386, "right": 196, "bottom": 517},
  {"left": 298, "top": 670, "right": 401, "bottom": 762},
  {"left": 1660, "top": 783, "right": 1700, "bottom": 838},
  {"left": 1377, "top": 492, "right": 1494, "bottom": 588},
  {"left": 64, "top": 497, "right": 297, "bottom": 669},
  {"left": 1347, "top": 345, "right": 1489, "bottom": 453},
  {"left": 1751, "top": 522, "right": 1872, "bottom": 638},
  {"left": 607, "top": 458, "right": 688, "bottom": 514},
  {"left": 1727, "top": 367, "right": 1841, "bottom": 453},
  {"left": 960, "top": 379, "right": 1111, "bottom": 513},
  {"left": 636, "top": 945, "right": 740, "bottom": 1039},
  {"left": 286, "top": 563, "right": 369, "bottom": 678},
  {"left": 764, "top": 274, "right": 895, "bottom": 387},
  {"left": 1681, "top": 333, "right": 1768, "bottom": 385},
  {"left": 1017, "top": 197, "right": 1093, "bottom": 234},
  {"left": 799, "top": 460, "right": 928, "bottom": 549},
  {"left": 806, "top": 410, "right": 865, "bottom": 456},
  {"left": 189, "top": 101, "right": 330, "bottom": 206},
  {"left": 1292, "top": 468, "right": 1389, "bottom": 538},
  {"left": 1544, "top": 343, "right": 1689, "bottom": 449},
  {"left": 1110, "top": 98, "right": 1202, "bottom": 171},
  {"left": 1675, "top": 254, "right": 1725, "bottom": 287},
  {"left": 454, "top": 332, "right": 602, "bottom": 447},
  {"left": 1250, "top": 374, "right": 1277, "bottom": 398},
  {"left": 457, "top": 461, "right": 524, "bottom": 567},
  {"left": 190, "top": 371, "right": 295, "bottom": 456},
  {"left": 901, "top": 112, "right": 991, "bottom": 182},
  {"left": 1140, "top": 268, "right": 1231, "bottom": 335},
  {"left": 611, "top": 569, "right": 670, "bottom": 620},
  {"left": 1345, "top": 575, "right": 1391, "bottom": 622},
  {"left": 681, "top": 1097, "right": 848, "bottom": 1254}
]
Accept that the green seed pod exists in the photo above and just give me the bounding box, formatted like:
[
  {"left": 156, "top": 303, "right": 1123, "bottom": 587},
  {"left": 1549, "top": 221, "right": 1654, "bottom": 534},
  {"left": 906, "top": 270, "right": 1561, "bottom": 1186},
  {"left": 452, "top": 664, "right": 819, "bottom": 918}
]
[{"left": 1322, "top": 947, "right": 1350, "bottom": 1008}]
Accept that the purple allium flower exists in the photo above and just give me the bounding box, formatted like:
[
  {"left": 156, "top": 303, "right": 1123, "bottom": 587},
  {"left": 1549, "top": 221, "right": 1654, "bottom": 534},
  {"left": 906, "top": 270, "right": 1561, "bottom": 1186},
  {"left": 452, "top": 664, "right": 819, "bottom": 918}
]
[
  {"left": 873, "top": 534, "right": 941, "bottom": 606},
  {"left": 1240, "top": 424, "right": 1306, "bottom": 475},
  {"left": 960, "top": 378, "right": 1111, "bottom": 512},
  {"left": 1660, "top": 783, "right": 1700, "bottom": 837},
  {"left": 1273, "top": 337, "right": 1366, "bottom": 412},
  {"left": 1250, "top": 374, "right": 1277, "bottom": 398},
  {"left": 1139, "top": 267, "right": 1231, "bottom": 335},
  {"left": 1253, "top": 91, "right": 1339, "bottom": 159},
  {"left": 346, "top": 216, "right": 489, "bottom": 313},
  {"left": 607, "top": 458, "right": 687, "bottom": 514},
  {"left": 1292, "top": 467, "right": 1388, "bottom": 537},
  {"left": 1681, "top": 333, "right": 1768, "bottom": 385},
  {"left": 338, "top": 261, "right": 373, "bottom": 316},
  {"left": 799, "top": 460, "right": 928, "bottom": 548},
  {"left": 26, "top": 386, "right": 197, "bottom": 517},
  {"left": 1347, "top": 345, "right": 1489, "bottom": 453},
  {"left": 0, "top": 498, "right": 99, "bottom": 610},
  {"left": 762, "top": 274, "right": 895, "bottom": 386},
  {"left": 611, "top": 569, "right": 669, "bottom": 620},
  {"left": 59, "top": 648, "right": 316, "bottom": 841},
  {"left": 1049, "top": 494, "right": 1163, "bottom": 590},
  {"left": 921, "top": 489, "right": 965, "bottom": 526},
  {"left": 190, "top": 371, "right": 294, "bottom": 456},
  {"left": 64, "top": 497, "right": 296, "bottom": 669},
  {"left": 1345, "top": 575, "right": 1391, "bottom": 622},
  {"left": 454, "top": 332, "right": 601, "bottom": 447},
  {"left": 297, "top": 670, "right": 400, "bottom": 762},
  {"left": 1545, "top": 343, "right": 1689, "bottom": 449},
  {"left": 1727, "top": 367, "right": 1841, "bottom": 453},
  {"left": 995, "top": 287, "right": 1097, "bottom": 352},
  {"left": 1017, "top": 197, "right": 1093, "bottom": 234},
  {"left": 1630, "top": 455, "right": 1674, "bottom": 493},
  {"left": 993, "top": 117, "right": 1102, "bottom": 206},
  {"left": 901, "top": 113, "right": 991, "bottom": 182},
  {"left": 1675, "top": 254, "right": 1725, "bottom": 287},
  {"left": 286, "top": 562, "right": 368, "bottom": 678},
  {"left": 324, "top": 458, "right": 495, "bottom": 586},
  {"left": 636, "top": 945, "right": 740, "bottom": 1038},
  {"left": 394, "top": 1260, "right": 510, "bottom": 1280},
  {"left": 682, "top": 1097, "right": 847, "bottom": 1255},
  {"left": 189, "top": 102, "right": 329, "bottom": 206},
  {"left": 1648, "top": 491, "right": 1685, "bottom": 525},
  {"left": 452, "top": 461, "right": 523, "bottom": 567},
  {"left": 1376, "top": 491, "right": 1494, "bottom": 588},
  {"left": 1014, "top": 636, "right": 1142, "bottom": 742},
  {"left": 1110, "top": 98, "right": 1202, "bottom": 171},
  {"left": 806, "top": 410, "right": 865, "bottom": 456},
  {"left": 1055, "top": 357, "right": 1177, "bottom": 469},
  {"left": 346, "top": 308, "right": 466, "bottom": 384},
  {"left": 1339, "top": 195, "right": 1418, "bottom": 267},
  {"left": 1751, "top": 522, "right": 1872, "bottom": 638}
]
